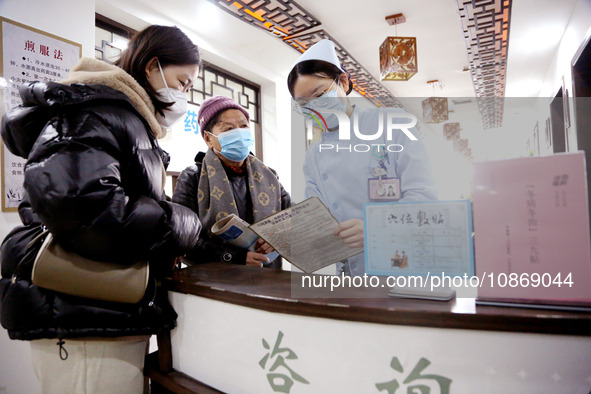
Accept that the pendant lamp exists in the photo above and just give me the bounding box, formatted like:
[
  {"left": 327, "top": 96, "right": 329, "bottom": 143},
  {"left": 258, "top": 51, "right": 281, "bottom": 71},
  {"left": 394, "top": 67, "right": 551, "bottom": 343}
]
[
  {"left": 422, "top": 80, "right": 449, "bottom": 123},
  {"left": 380, "top": 13, "right": 418, "bottom": 81},
  {"left": 443, "top": 122, "right": 461, "bottom": 141}
]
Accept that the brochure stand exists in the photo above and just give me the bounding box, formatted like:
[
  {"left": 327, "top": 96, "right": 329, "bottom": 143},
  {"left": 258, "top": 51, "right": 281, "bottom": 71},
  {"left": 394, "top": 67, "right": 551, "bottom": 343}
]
[
  {"left": 388, "top": 284, "right": 456, "bottom": 301},
  {"left": 364, "top": 200, "right": 473, "bottom": 302}
]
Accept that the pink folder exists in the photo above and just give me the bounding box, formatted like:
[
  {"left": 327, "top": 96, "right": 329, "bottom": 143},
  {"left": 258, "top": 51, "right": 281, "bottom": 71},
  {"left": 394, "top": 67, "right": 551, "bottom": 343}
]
[{"left": 473, "top": 152, "right": 591, "bottom": 305}]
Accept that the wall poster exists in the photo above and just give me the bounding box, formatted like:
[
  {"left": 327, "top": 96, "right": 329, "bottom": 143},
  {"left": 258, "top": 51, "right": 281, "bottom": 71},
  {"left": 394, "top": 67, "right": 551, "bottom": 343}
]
[{"left": 0, "top": 17, "right": 81, "bottom": 211}]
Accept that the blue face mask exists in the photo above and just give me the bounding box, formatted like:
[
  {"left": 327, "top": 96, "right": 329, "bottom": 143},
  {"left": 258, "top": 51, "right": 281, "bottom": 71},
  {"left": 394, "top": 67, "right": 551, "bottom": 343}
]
[{"left": 208, "top": 128, "right": 254, "bottom": 162}]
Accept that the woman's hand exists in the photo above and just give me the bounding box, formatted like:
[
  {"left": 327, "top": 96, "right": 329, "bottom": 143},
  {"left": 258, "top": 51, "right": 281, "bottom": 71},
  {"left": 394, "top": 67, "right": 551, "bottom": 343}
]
[
  {"left": 334, "top": 218, "right": 364, "bottom": 249},
  {"left": 172, "top": 256, "right": 184, "bottom": 270},
  {"left": 246, "top": 251, "right": 270, "bottom": 267},
  {"left": 254, "top": 238, "right": 274, "bottom": 254}
]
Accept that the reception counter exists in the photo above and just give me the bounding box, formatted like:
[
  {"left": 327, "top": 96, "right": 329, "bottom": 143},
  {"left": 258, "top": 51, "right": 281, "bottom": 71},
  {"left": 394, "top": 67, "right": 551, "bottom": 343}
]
[{"left": 145, "top": 263, "right": 591, "bottom": 393}]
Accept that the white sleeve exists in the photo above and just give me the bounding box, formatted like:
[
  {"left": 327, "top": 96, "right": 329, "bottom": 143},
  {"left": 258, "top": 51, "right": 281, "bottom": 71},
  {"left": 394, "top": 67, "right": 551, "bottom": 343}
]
[{"left": 395, "top": 134, "right": 438, "bottom": 201}]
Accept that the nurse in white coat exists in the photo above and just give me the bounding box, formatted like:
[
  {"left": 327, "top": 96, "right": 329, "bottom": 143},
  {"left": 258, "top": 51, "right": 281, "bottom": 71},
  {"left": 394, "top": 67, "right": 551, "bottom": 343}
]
[{"left": 288, "top": 40, "right": 437, "bottom": 276}]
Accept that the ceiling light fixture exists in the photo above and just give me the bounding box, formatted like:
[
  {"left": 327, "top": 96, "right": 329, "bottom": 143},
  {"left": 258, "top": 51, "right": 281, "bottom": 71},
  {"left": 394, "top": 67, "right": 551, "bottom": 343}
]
[
  {"left": 379, "top": 13, "right": 418, "bottom": 81},
  {"left": 444, "top": 122, "right": 461, "bottom": 141},
  {"left": 422, "top": 80, "right": 449, "bottom": 123}
]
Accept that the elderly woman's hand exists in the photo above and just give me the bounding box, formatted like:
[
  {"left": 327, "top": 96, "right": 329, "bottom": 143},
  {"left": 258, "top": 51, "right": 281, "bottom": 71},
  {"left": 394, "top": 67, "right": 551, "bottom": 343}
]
[
  {"left": 254, "top": 238, "right": 274, "bottom": 254},
  {"left": 246, "top": 251, "right": 270, "bottom": 267}
]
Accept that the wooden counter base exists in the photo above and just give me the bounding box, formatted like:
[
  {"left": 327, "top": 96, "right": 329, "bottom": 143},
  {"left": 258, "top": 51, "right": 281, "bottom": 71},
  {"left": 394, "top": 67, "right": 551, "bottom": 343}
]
[
  {"left": 145, "top": 263, "right": 591, "bottom": 393},
  {"left": 164, "top": 262, "right": 591, "bottom": 336}
]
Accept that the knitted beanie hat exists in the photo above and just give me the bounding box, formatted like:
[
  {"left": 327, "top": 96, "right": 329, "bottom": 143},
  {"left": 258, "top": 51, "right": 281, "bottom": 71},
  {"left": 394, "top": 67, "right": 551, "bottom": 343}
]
[{"left": 198, "top": 96, "right": 250, "bottom": 136}]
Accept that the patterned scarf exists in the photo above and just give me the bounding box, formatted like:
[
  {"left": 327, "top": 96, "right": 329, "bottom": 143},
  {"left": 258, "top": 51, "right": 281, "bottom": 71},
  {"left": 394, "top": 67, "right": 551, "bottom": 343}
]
[{"left": 197, "top": 149, "right": 283, "bottom": 234}]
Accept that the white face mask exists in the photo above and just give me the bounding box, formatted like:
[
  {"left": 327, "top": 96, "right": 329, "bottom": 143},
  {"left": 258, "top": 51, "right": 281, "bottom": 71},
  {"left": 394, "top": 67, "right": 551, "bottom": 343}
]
[
  {"left": 299, "top": 78, "right": 348, "bottom": 130},
  {"left": 155, "top": 60, "right": 187, "bottom": 128},
  {"left": 304, "top": 89, "right": 347, "bottom": 130}
]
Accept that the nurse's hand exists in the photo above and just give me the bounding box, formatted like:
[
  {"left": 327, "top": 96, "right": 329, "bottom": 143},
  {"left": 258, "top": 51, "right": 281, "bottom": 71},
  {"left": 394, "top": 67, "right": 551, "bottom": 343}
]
[
  {"left": 334, "top": 218, "right": 364, "bottom": 249},
  {"left": 246, "top": 251, "right": 270, "bottom": 267}
]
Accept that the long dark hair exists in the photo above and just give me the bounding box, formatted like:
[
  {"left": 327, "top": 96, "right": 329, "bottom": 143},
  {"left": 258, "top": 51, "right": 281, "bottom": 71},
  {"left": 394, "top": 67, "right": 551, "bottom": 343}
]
[
  {"left": 287, "top": 60, "right": 353, "bottom": 97},
  {"left": 115, "top": 25, "right": 201, "bottom": 114}
]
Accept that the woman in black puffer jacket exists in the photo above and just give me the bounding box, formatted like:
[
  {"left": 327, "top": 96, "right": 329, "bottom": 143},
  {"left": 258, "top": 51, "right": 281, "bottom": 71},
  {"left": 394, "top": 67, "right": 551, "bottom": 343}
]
[{"left": 0, "top": 25, "right": 201, "bottom": 393}]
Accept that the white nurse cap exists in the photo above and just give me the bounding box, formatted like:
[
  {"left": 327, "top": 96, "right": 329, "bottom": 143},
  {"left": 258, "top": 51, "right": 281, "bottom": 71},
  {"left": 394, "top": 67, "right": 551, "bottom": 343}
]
[{"left": 292, "top": 39, "right": 343, "bottom": 71}]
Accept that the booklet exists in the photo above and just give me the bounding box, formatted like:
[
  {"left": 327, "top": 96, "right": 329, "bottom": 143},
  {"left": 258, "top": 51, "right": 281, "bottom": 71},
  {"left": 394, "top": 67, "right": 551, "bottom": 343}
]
[
  {"left": 472, "top": 152, "right": 591, "bottom": 306},
  {"left": 211, "top": 214, "right": 279, "bottom": 262},
  {"left": 249, "top": 197, "right": 364, "bottom": 273}
]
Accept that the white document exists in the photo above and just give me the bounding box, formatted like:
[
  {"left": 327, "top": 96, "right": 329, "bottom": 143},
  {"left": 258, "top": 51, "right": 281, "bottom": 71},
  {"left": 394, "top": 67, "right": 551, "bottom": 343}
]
[{"left": 249, "top": 197, "right": 364, "bottom": 273}]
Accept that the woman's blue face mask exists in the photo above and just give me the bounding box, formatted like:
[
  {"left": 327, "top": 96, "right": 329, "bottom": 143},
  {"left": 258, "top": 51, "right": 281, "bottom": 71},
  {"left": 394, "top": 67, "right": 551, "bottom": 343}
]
[{"left": 208, "top": 128, "right": 254, "bottom": 162}]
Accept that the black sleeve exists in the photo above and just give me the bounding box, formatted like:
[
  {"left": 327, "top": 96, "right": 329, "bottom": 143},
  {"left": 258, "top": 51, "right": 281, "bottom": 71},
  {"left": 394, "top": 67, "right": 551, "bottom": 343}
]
[
  {"left": 24, "top": 106, "right": 200, "bottom": 263},
  {"left": 173, "top": 161, "right": 248, "bottom": 265},
  {"left": 279, "top": 182, "right": 292, "bottom": 209},
  {"left": 186, "top": 237, "right": 248, "bottom": 265},
  {"left": 172, "top": 165, "right": 201, "bottom": 213},
  {"left": 269, "top": 167, "right": 292, "bottom": 209}
]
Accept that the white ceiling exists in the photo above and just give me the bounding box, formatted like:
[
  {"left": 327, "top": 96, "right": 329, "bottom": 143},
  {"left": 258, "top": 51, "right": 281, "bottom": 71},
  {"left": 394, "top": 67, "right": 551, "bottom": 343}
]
[
  {"left": 98, "top": 0, "right": 581, "bottom": 99},
  {"left": 295, "top": 0, "right": 580, "bottom": 98}
]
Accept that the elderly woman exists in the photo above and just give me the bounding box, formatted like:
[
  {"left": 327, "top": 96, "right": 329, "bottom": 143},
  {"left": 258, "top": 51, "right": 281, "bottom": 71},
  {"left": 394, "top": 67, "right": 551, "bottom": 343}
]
[{"left": 173, "top": 96, "right": 291, "bottom": 267}]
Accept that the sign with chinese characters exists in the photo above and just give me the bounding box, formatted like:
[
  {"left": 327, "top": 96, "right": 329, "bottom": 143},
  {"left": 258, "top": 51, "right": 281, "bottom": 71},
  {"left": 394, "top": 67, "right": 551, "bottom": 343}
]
[
  {"left": 169, "top": 292, "right": 591, "bottom": 393},
  {"left": 183, "top": 107, "right": 199, "bottom": 134},
  {"left": 0, "top": 17, "right": 81, "bottom": 211},
  {"left": 259, "top": 330, "right": 451, "bottom": 394},
  {"left": 473, "top": 152, "right": 591, "bottom": 303},
  {"left": 260, "top": 331, "right": 310, "bottom": 392},
  {"left": 364, "top": 200, "right": 474, "bottom": 277}
]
